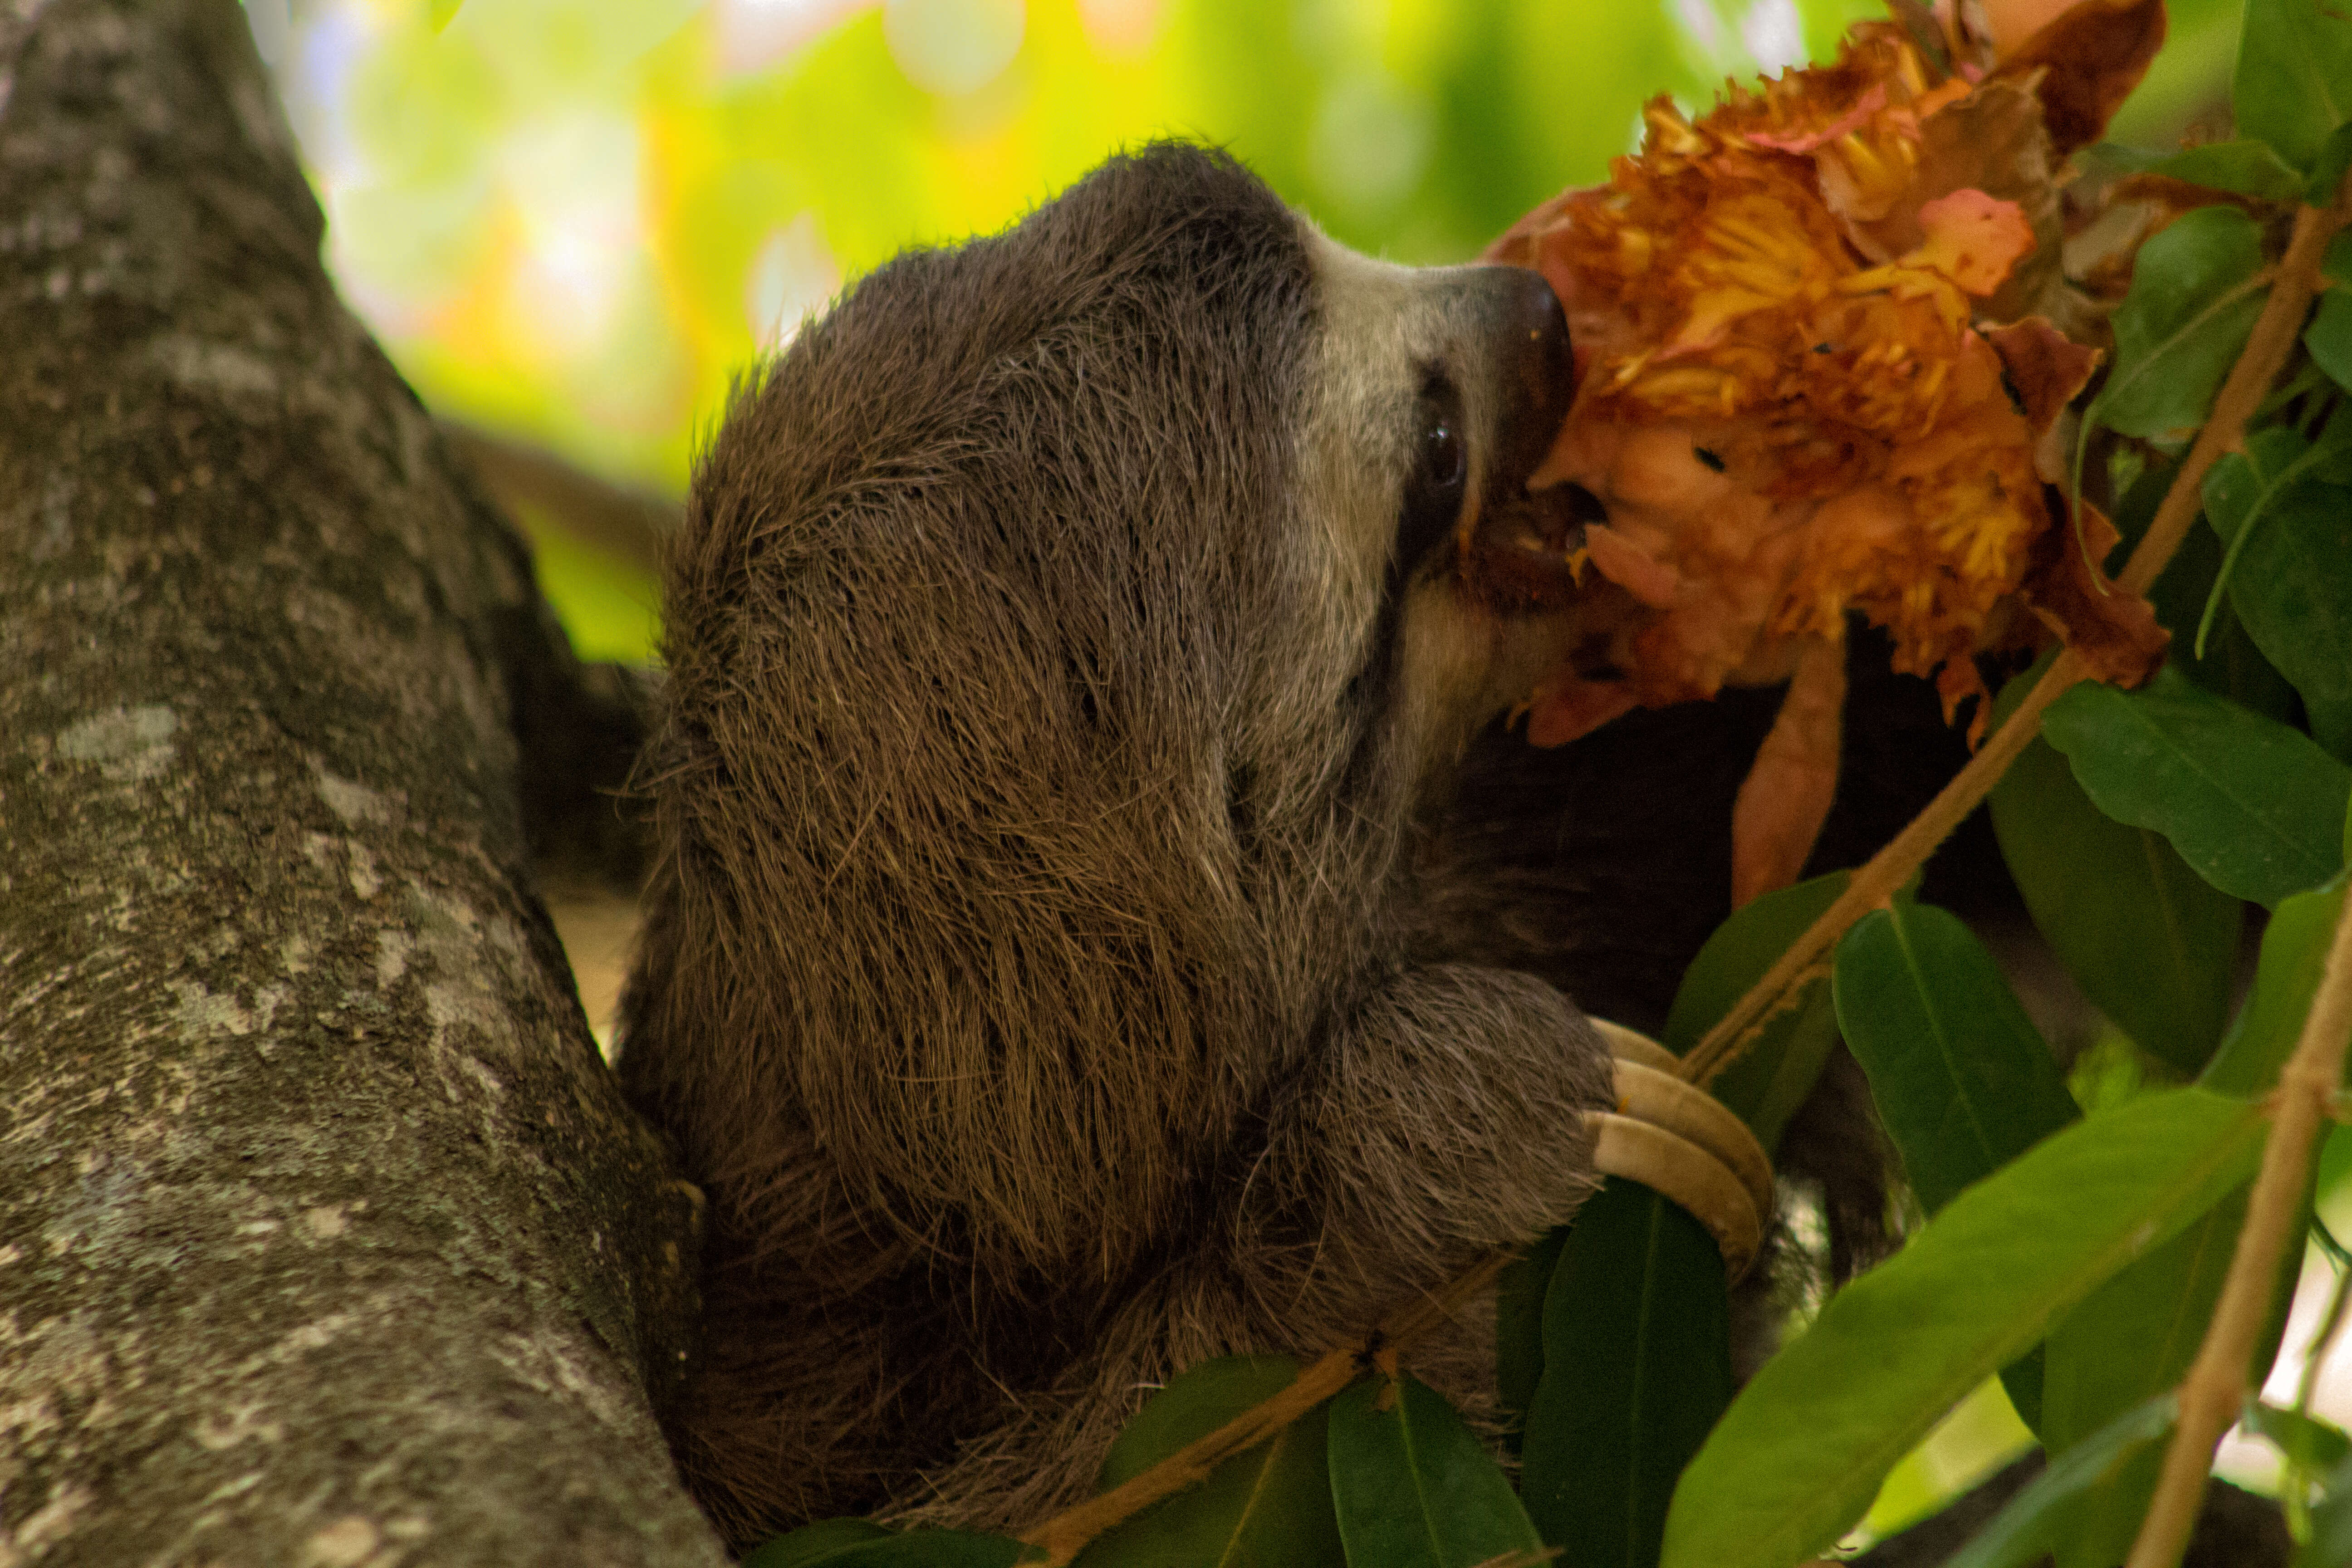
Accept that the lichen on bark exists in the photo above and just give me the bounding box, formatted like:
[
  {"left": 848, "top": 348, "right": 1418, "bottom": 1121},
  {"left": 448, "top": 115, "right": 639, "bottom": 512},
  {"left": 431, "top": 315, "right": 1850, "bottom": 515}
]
[{"left": 0, "top": 1, "right": 720, "bottom": 1562}]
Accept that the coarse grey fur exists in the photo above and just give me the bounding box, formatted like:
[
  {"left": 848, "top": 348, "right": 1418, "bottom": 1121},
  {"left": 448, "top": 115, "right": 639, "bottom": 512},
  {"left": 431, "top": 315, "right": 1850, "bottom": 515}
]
[{"left": 617, "top": 143, "right": 1615, "bottom": 1544}]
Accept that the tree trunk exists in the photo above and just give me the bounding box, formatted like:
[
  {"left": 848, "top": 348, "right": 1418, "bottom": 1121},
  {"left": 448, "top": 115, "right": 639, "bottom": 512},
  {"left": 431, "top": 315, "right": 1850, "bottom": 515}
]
[{"left": 0, "top": 1, "right": 723, "bottom": 1562}]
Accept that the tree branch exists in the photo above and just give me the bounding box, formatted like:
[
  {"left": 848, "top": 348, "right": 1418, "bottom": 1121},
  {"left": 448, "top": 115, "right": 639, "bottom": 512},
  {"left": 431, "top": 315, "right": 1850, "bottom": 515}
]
[{"left": 0, "top": 2, "right": 720, "bottom": 1560}]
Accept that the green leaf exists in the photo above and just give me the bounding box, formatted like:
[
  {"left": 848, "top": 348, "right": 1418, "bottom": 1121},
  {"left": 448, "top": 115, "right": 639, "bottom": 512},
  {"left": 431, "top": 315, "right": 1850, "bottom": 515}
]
[
  {"left": 1328, "top": 1371, "right": 1545, "bottom": 1568},
  {"left": 2196, "top": 410, "right": 2352, "bottom": 744},
  {"left": 1081, "top": 1356, "right": 1345, "bottom": 1568},
  {"left": 742, "top": 1523, "right": 1026, "bottom": 1568},
  {"left": 1989, "top": 714, "right": 2243, "bottom": 1077},
  {"left": 1936, "top": 1394, "right": 2180, "bottom": 1568},
  {"left": 2313, "top": 121, "right": 2352, "bottom": 205},
  {"left": 2195, "top": 421, "right": 2351, "bottom": 655},
  {"left": 2249, "top": 1401, "right": 2352, "bottom": 1473},
  {"left": 2087, "top": 205, "right": 2271, "bottom": 445},
  {"left": 1495, "top": 1227, "right": 1569, "bottom": 1456},
  {"left": 1522, "top": 1179, "right": 1734, "bottom": 1568},
  {"left": 2202, "top": 872, "right": 2352, "bottom": 1095},
  {"left": 2125, "top": 461, "right": 2303, "bottom": 724},
  {"left": 1664, "top": 870, "right": 1851, "bottom": 1151},
  {"left": 2087, "top": 138, "right": 2308, "bottom": 199},
  {"left": 2234, "top": 0, "right": 2352, "bottom": 172},
  {"left": 2043, "top": 666, "right": 2352, "bottom": 908},
  {"left": 2225, "top": 475, "right": 2352, "bottom": 760},
  {"left": 1833, "top": 902, "right": 2079, "bottom": 1431},
  {"left": 2312, "top": 235, "right": 2352, "bottom": 396},
  {"left": 2302, "top": 1444, "right": 2352, "bottom": 1568},
  {"left": 741, "top": 1522, "right": 892, "bottom": 1568},
  {"left": 1833, "top": 904, "right": 2080, "bottom": 1217},
  {"left": 2039, "top": 1188, "right": 2249, "bottom": 1566},
  {"left": 427, "top": 0, "right": 463, "bottom": 31},
  {"left": 1661, "top": 1088, "right": 2268, "bottom": 1568}
]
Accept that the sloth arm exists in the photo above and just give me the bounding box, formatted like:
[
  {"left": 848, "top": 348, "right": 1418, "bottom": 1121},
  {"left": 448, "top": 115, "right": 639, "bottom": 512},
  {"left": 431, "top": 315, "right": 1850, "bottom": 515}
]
[{"left": 885, "top": 962, "right": 1615, "bottom": 1533}]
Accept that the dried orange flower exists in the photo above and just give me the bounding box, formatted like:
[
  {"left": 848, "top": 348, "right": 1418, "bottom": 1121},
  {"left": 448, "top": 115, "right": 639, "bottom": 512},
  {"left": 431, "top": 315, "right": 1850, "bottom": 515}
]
[{"left": 1477, "top": 0, "right": 2169, "bottom": 903}]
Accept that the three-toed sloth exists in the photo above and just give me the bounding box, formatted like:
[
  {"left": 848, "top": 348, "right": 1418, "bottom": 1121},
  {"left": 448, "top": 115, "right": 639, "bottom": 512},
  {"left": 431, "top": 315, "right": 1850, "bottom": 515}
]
[{"left": 617, "top": 141, "right": 1878, "bottom": 1548}]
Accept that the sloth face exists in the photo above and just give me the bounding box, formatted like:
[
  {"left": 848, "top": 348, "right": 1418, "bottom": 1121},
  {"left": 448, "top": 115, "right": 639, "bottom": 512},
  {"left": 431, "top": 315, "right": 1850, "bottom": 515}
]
[{"left": 1293, "top": 237, "right": 1575, "bottom": 796}]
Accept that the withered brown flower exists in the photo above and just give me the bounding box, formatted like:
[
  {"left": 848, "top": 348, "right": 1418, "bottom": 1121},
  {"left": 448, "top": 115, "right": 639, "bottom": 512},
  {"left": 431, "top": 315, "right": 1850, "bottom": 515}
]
[{"left": 1478, "top": 0, "right": 2170, "bottom": 903}]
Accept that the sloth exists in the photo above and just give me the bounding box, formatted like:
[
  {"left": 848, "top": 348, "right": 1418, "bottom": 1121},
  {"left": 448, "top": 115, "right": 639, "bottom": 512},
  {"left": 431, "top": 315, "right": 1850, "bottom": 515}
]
[{"left": 616, "top": 140, "right": 1886, "bottom": 1547}]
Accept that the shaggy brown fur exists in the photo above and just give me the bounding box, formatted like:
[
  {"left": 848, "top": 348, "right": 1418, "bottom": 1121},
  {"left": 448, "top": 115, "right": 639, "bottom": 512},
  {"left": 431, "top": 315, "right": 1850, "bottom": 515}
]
[{"left": 616, "top": 143, "right": 1623, "bottom": 1545}]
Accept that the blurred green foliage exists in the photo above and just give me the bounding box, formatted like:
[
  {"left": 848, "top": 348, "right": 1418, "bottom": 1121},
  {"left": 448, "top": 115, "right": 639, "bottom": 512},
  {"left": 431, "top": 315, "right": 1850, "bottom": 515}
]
[
  {"left": 261, "top": 0, "right": 2235, "bottom": 661},
  {"left": 271, "top": 0, "right": 2236, "bottom": 497}
]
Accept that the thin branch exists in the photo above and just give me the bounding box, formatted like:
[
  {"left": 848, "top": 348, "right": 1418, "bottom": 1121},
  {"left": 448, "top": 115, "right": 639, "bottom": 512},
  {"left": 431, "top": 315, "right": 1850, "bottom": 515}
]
[
  {"left": 440, "top": 419, "right": 676, "bottom": 579},
  {"left": 2124, "top": 875, "right": 2352, "bottom": 1568},
  {"left": 1682, "top": 649, "right": 2082, "bottom": 1088},
  {"left": 1017, "top": 1252, "right": 1515, "bottom": 1566},
  {"left": 1681, "top": 182, "right": 2352, "bottom": 1092}
]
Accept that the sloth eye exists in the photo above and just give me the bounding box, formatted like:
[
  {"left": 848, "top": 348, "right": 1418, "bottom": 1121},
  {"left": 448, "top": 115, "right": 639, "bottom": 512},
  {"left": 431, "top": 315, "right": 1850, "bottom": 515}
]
[
  {"left": 1426, "top": 419, "right": 1466, "bottom": 490},
  {"left": 1396, "top": 397, "right": 1470, "bottom": 577}
]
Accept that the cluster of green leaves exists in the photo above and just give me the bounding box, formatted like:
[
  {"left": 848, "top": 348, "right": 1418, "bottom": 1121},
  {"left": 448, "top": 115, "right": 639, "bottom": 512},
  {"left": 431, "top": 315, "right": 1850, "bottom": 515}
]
[{"left": 731, "top": 3, "right": 2352, "bottom": 1568}]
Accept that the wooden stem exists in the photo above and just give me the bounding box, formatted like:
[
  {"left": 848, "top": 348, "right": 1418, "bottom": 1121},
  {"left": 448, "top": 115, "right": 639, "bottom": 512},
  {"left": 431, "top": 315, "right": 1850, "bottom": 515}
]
[{"left": 2124, "top": 882, "right": 2352, "bottom": 1568}]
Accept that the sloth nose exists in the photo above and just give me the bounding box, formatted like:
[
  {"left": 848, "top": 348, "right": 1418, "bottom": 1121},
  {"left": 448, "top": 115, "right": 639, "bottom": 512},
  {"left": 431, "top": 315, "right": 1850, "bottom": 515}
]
[{"left": 1478, "top": 265, "right": 1573, "bottom": 494}]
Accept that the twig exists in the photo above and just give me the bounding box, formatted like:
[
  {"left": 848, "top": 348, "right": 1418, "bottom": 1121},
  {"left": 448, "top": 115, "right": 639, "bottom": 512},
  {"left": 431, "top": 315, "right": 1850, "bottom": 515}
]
[
  {"left": 438, "top": 419, "right": 676, "bottom": 578},
  {"left": 2123, "top": 873, "right": 2352, "bottom": 1568},
  {"left": 1017, "top": 1251, "right": 1515, "bottom": 1566},
  {"left": 1681, "top": 650, "right": 2082, "bottom": 1088},
  {"left": 1681, "top": 182, "right": 2352, "bottom": 1092}
]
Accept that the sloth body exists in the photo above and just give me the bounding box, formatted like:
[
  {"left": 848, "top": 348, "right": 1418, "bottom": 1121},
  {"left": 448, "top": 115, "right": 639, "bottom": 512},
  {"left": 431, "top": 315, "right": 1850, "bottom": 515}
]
[{"left": 619, "top": 144, "right": 1640, "bottom": 1544}]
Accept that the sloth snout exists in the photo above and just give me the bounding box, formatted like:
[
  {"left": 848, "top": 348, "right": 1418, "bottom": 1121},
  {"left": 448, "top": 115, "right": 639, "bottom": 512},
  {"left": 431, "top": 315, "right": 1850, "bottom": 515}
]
[{"left": 1475, "top": 265, "right": 1573, "bottom": 498}]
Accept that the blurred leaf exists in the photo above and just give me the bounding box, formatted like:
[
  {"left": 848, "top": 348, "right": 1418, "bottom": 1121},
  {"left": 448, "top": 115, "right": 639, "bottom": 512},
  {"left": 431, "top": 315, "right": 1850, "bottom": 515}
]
[
  {"left": 1989, "top": 707, "right": 2243, "bottom": 1077},
  {"left": 1833, "top": 902, "right": 2079, "bottom": 1430},
  {"left": 428, "top": 0, "right": 463, "bottom": 33},
  {"left": 2312, "top": 236, "right": 2352, "bottom": 395},
  {"left": 1664, "top": 870, "right": 1851, "bottom": 1150},
  {"left": 1081, "top": 1356, "right": 1345, "bottom": 1568},
  {"left": 2201, "top": 872, "right": 2351, "bottom": 1096},
  {"left": 1495, "top": 1226, "right": 1569, "bottom": 1456},
  {"left": 2303, "top": 1444, "right": 2352, "bottom": 1568},
  {"left": 1522, "top": 1180, "right": 1733, "bottom": 1568},
  {"left": 1939, "top": 1393, "right": 2179, "bottom": 1568},
  {"left": 2043, "top": 666, "right": 2352, "bottom": 908},
  {"left": 1661, "top": 1088, "right": 2267, "bottom": 1568},
  {"left": 2314, "top": 121, "right": 2352, "bottom": 203},
  {"left": 2234, "top": 0, "right": 2352, "bottom": 172},
  {"left": 742, "top": 1523, "right": 1024, "bottom": 1568},
  {"left": 1328, "top": 1370, "right": 1544, "bottom": 1568},
  {"left": 2087, "top": 205, "right": 2271, "bottom": 445},
  {"left": 2250, "top": 1401, "right": 2352, "bottom": 1472},
  {"left": 2040, "top": 1188, "right": 2247, "bottom": 1566},
  {"left": 2088, "top": 137, "right": 2308, "bottom": 198}
]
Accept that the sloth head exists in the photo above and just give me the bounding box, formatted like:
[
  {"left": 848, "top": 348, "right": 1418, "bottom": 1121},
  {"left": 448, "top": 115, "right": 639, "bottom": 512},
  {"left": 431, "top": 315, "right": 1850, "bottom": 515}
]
[{"left": 627, "top": 142, "right": 1575, "bottom": 1278}]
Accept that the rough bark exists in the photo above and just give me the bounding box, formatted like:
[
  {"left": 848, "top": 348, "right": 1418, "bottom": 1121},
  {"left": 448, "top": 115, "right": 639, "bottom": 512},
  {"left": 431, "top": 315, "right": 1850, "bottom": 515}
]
[{"left": 0, "top": 1, "right": 721, "bottom": 1563}]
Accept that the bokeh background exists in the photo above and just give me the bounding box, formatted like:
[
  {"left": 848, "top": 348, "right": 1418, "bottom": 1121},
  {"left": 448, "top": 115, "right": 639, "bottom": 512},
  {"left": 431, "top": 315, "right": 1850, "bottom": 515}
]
[
  {"left": 244, "top": 0, "right": 2275, "bottom": 1547},
  {"left": 251, "top": 0, "right": 2239, "bottom": 665}
]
